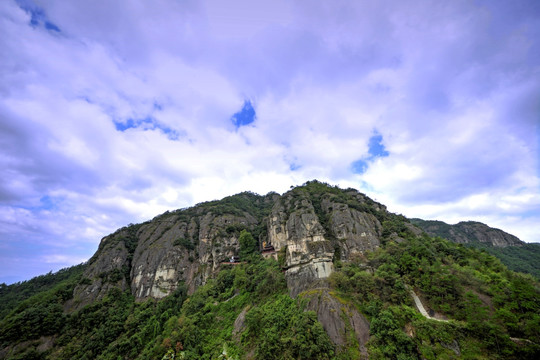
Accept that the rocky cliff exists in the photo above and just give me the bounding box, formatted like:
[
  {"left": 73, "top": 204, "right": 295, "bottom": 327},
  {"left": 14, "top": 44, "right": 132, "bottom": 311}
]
[
  {"left": 68, "top": 182, "right": 398, "bottom": 349},
  {"left": 266, "top": 186, "right": 382, "bottom": 296},
  {"left": 71, "top": 192, "right": 275, "bottom": 308},
  {"left": 68, "top": 181, "right": 525, "bottom": 352},
  {"left": 72, "top": 183, "right": 389, "bottom": 306},
  {"left": 410, "top": 219, "right": 524, "bottom": 247}
]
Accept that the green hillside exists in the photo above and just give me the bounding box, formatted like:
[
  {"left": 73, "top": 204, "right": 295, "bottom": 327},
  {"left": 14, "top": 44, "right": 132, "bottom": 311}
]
[
  {"left": 410, "top": 218, "right": 540, "bottom": 279},
  {"left": 2, "top": 234, "right": 539, "bottom": 359},
  {"left": 466, "top": 242, "right": 540, "bottom": 279},
  {"left": 0, "top": 264, "right": 86, "bottom": 319},
  {"left": 1, "top": 184, "right": 539, "bottom": 359}
]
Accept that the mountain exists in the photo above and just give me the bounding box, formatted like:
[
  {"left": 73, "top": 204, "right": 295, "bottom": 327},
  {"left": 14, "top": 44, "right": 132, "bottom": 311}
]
[
  {"left": 409, "top": 219, "right": 524, "bottom": 247},
  {"left": 411, "top": 219, "right": 540, "bottom": 278},
  {"left": 1, "top": 181, "right": 539, "bottom": 359}
]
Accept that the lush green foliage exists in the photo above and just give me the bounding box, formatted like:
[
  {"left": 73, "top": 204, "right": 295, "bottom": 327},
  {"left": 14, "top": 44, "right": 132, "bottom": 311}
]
[
  {"left": 238, "top": 230, "right": 258, "bottom": 258},
  {"left": 244, "top": 295, "right": 334, "bottom": 359},
  {"left": 0, "top": 269, "right": 82, "bottom": 347},
  {"left": 0, "top": 258, "right": 334, "bottom": 360},
  {"left": 171, "top": 191, "right": 275, "bottom": 222},
  {"left": 410, "top": 218, "right": 540, "bottom": 279},
  {"left": 466, "top": 242, "right": 540, "bottom": 279},
  {"left": 0, "top": 264, "right": 85, "bottom": 319},
  {"left": 329, "top": 231, "right": 540, "bottom": 359},
  {"left": 173, "top": 237, "right": 195, "bottom": 250}
]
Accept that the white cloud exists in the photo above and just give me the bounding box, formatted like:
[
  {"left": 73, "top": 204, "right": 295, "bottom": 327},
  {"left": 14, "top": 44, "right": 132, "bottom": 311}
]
[{"left": 1, "top": 0, "right": 539, "bottom": 282}]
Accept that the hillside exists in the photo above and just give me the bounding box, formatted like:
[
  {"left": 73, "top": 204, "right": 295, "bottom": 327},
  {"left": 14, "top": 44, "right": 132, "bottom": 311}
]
[
  {"left": 409, "top": 219, "right": 524, "bottom": 247},
  {"left": 1, "top": 181, "right": 539, "bottom": 359},
  {"left": 411, "top": 218, "right": 540, "bottom": 278}
]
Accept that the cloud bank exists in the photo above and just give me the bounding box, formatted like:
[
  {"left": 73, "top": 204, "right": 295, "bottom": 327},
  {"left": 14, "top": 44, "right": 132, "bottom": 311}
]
[{"left": 1, "top": 0, "right": 539, "bottom": 283}]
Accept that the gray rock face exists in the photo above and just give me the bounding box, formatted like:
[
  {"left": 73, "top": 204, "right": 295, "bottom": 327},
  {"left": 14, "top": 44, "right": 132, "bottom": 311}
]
[
  {"left": 75, "top": 185, "right": 387, "bottom": 306},
  {"left": 267, "top": 188, "right": 382, "bottom": 297},
  {"left": 130, "top": 212, "right": 257, "bottom": 299},
  {"left": 73, "top": 198, "right": 261, "bottom": 307},
  {"left": 305, "top": 290, "right": 370, "bottom": 359},
  {"left": 267, "top": 194, "right": 334, "bottom": 296},
  {"left": 68, "top": 230, "right": 131, "bottom": 309},
  {"left": 322, "top": 198, "right": 381, "bottom": 259},
  {"left": 455, "top": 221, "right": 523, "bottom": 247}
]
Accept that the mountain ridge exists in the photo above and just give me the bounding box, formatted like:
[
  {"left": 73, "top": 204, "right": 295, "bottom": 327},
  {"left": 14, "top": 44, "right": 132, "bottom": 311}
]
[
  {"left": 410, "top": 218, "right": 540, "bottom": 278},
  {"left": 409, "top": 218, "right": 524, "bottom": 247}
]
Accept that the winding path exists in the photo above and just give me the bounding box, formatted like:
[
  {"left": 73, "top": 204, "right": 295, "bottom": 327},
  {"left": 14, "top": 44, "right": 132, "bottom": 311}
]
[{"left": 408, "top": 288, "right": 448, "bottom": 322}]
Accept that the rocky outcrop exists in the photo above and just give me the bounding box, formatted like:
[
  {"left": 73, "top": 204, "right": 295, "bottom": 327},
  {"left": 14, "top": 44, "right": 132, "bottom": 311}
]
[
  {"left": 304, "top": 290, "right": 370, "bottom": 359},
  {"left": 73, "top": 183, "right": 388, "bottom": 305},
  {"left": 75, "top": 183, "right": 524, "bottom": 312},
  {"left": 322, "top": 198, "right": 381, "bottom": 259},
  {"left": 267, "top": 194, "right": 334, "bottom": 296},
  {"left": 68, "top": 229, "right": 132, "bottom": 309},
  {"left": 130, "top": 211, "right": 257, "bottom": 298},
  {"left": 72, "top": 193, "right": 265, "bottom": 307},
  {"left": 267, "top": 187, "right": 382, "bottom": 296},
  {"left": 455, "top": 221, "right": 523, "bottom": 247},
  {"left": 411, "top": 219, "right": 523, "bottom": 247}
]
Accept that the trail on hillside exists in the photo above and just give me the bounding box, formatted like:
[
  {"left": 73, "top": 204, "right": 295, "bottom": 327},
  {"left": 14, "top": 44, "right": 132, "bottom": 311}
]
[{"left": 408, "top": 288, "right": 448, "bottom": 322}]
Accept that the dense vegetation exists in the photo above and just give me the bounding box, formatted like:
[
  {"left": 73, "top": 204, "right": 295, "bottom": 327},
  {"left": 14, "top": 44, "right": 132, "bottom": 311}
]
[
  {"left": 1, "top": 182, "right": 539, "bottom": 359},
  {"left": 329, "top": 232, "right": 540, "bottom": 359},
  {"left": 159, "top": 191, "right": 276, "bottom": 224},
  {"left": 466, "top": 242, "right": 540, "bottom": 279},
  {"left": 410, "top": 218, "right": 540, "bottom": 279},
  {"left": 0, "top": 264, "right": 85, "bottom": 319},
  {"left": 0, "top": 254, "right": 335, "bottom": 360},
  {"left": 2, "top": 235, "right": 538, "bottom": 359}
]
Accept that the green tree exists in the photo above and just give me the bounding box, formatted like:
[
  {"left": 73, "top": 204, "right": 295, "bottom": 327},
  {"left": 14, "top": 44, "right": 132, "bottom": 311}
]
[{"left": 239, "top": 230, "right": 258, "bottom": 259}]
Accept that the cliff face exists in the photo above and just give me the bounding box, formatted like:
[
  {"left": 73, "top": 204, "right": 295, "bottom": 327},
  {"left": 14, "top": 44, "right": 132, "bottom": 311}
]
[
  {"left": 130, "top": 211, "right": 260, "bottom": 299},
  {"left": 69, "top": 181, "right": 525, "bottom": 351},
  {"left": 70, "top": 182, "right": 389, "bottom": 349},
  {"left": 72, "top": 193, "right": 272, "bottom": 306},
  {"left": 73, "top": 183, "right": 389, "bottom": 307},
  {"left": 267, "top": 187, "right": 381, "bottom": 296},
  {"left": 410, "top": 219, "right": 523, "bottom": 247}
]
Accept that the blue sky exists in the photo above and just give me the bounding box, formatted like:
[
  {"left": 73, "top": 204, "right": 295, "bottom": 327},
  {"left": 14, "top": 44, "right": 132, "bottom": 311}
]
[{"left": 1, "top": 0, "right": 539, "bottom": 283}]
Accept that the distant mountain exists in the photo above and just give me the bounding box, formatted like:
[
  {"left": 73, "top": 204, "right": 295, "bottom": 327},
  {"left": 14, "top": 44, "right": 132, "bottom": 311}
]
[
  {"left": 411, "top": 218, "right": 540, "bottom": 278},
  {"left": 1, "top": 181, "right": 538, "bottom": 359},
  {"left": 409, "top": 219, "right": 524, "bottom": 247}
]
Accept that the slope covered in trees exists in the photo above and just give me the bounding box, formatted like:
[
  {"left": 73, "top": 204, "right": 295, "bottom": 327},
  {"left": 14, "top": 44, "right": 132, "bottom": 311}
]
[
  {"left": 1, "top": 182, "right": 539, "bottom": 359},
  {"left": 411, "top": 218, "right": 540, "bottom": 279},
  {"left": 0, "top": 264, "right": 86, "bottom": 319},
  {"left": 465, "top": 242, "right": 540, "bottom": 279}
]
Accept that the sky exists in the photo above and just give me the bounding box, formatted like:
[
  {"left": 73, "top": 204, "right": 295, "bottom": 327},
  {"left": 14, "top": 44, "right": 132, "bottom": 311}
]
[{"left": 1, "top": 0, "right": 539, "bottom": 284}]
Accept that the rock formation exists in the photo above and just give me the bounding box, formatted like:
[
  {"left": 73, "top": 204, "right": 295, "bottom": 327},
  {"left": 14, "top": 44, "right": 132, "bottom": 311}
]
[{"left": 69, "top": 181, "right": 525, "bottom": 351}]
